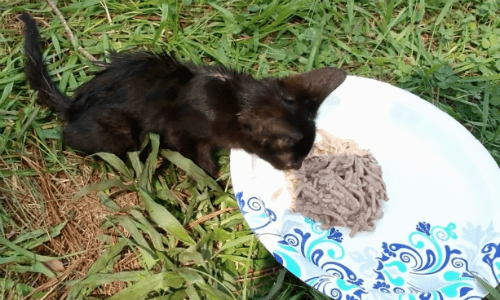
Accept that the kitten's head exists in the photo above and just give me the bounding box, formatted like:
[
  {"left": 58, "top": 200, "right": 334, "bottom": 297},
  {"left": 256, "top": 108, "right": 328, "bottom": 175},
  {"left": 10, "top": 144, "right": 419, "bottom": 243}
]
[{"left": 237, "top": 67, "right": 347, "bottom": 170}]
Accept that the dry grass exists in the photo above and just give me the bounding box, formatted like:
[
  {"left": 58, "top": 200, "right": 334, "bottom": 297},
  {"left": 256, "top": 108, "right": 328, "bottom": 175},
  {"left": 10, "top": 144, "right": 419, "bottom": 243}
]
[{"left": 0, "top": 145, "right": 143, "bottom": 298}]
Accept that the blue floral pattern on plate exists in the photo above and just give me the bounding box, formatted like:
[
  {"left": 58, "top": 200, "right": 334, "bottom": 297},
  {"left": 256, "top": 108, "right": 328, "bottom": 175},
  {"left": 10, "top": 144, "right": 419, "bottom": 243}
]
[{"left": 236, "top": 191, "right": 500, "bottom": 299}]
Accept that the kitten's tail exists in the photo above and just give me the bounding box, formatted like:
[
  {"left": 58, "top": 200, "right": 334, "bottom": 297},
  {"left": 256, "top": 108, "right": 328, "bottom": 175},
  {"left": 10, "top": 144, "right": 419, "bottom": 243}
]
[{"left": 18, "top": 13, "right": 71, "bottom": 119}]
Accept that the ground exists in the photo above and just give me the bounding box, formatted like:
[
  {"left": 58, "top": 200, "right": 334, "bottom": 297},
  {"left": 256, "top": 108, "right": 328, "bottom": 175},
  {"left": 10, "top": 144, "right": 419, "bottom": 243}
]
[{"left": 1, "top": 0, "right": 500, "bottom": 299}]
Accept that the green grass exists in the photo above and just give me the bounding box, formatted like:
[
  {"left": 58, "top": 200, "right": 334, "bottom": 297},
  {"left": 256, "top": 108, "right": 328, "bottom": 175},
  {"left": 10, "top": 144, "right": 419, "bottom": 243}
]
[{"left": 1, "top": 0, "right": 500, "bottom": 299}]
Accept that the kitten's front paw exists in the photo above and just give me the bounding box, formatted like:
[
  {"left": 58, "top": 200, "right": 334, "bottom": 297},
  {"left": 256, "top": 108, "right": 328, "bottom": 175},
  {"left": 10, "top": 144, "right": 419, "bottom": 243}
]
[
  {"left": 199, "top": 158, "right": 218, "bottom": 178},
  {"left": 195, "top": 142, "right": 219, "bottom": 178}
]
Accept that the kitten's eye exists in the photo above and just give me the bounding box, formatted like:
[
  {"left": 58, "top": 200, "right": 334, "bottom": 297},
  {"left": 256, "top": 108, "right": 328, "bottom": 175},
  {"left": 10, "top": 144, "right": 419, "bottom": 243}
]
[
  {"left": 242, "top": 123, "right": 253, "bottom": 133},
  {"left": 276, "top": 136, "right": 294, "bottom": 149},
  {"left": 280, "top": 96, "right": 294, "bottom": 105}
]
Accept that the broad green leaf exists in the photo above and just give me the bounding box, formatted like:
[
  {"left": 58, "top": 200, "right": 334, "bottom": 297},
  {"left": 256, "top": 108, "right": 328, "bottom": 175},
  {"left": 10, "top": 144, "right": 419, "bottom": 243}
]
[
  {"left": 66, "top": 271, "right": 150, "bottom": 286},
  {"left": 139, "top": 189, "right": 196, "bottom": 246},
  {"left": 0, "top": 278, "right": 33, "bottom": 296},
  {"left": 177, "top": 268, "right": 205, "bottom": 285},
  {"left": 86, "top": 238, "right": 128, "bottom": 277},
  {"left": 161, "top": 149, "right": 222, "bottom": 192},
  {"left": 12, "top": 221, "right": 67, "bottom": 249},
  {"left": 97, "top": 192, "right": 122, "bottom": 212},
  {"left": 0, "top": 82, "right": 13, "bottom": 105},
  {"left": 138, "top": 133, "right": 160, "bottom": 192},
  {"left": 148, "top": 290, "right": 187, "bottom": 300},
  {"left": 185, "top": 285, "right": 201, "bottom": 300},
  {"left": 95, "top": 153, "right": 134, "bottom": 179},
  {"left": 218, "top": 235, "right": 254, "bottom": 252},
  {"left": 0, "top": 256, "right": 31, "bottom": 264},
  {"left": 416, "top": 0, "right": 426, "bottom": 21},
  {"left": 218, "top": 254, "right": 261, "bottom": 264},
  {"left": 113, "top": 215, "right": 157, "bottom": 269},
  {"left": 108, "top": 272, "right": 185, "bottom": 300},
  {"left": 157, "top": 188, "right": 181, "bottom": 202},
  {"left": 0, "top": 236, "right": 59, "bottom": 262},
  {"left": 129, "top": 209, "right": 165, "bottom": 251},
  {"left": 8, "top": 261, "right": 56, "bottom": 278},
  {"left": 178, "top": 268, "right": 234, "bottom": 300},
  {"left": 198, "top": 284, "right": 234, "bottom": 300},
  {"left": 490, "top": 118, "right": 500, "bottom": 143},
  {"left": 482, "top": 38, "right": 492, "bottom": 49},
  {"left": 347, "top": 0, "right": 354, "bottom": 23},
  {"left": 127, "top": 151, "right": 143, "bottom": 177},
  {"left": 179, "top": 250, "right": 207, "bottom": 270},
  {"left": 72, "top": 179, "right": 129, "bottom": 201},
  {"left": 213, "top": 228, "right": 233, "bottom": 242}
]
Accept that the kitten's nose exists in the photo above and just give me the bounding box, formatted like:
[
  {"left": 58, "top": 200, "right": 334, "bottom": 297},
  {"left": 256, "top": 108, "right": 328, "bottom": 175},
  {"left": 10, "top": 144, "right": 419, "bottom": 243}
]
[{"left": 287, "top": 161, "right": 302, "bottom": 170}]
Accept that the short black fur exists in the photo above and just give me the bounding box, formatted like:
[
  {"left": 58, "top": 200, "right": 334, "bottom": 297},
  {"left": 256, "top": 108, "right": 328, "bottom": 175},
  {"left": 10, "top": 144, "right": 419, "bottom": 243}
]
[{"left": 19, "top": 13, "right": 347, "bottom": 177}]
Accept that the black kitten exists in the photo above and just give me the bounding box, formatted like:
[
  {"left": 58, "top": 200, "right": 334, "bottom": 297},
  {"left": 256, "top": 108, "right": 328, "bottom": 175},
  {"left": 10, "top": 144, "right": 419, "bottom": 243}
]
[{"left": 19, "top": 13, "right": 347, "bottom": 177}]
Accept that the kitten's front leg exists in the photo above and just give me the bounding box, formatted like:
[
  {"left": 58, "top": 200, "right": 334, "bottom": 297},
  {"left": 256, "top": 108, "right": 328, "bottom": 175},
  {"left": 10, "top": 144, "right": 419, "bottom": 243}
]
[
  {"left": 195, "top": 141, "right": 218, "bottom": 178},
  {"left": 162, "top": 130, "right": 218, "bottom": 177}
]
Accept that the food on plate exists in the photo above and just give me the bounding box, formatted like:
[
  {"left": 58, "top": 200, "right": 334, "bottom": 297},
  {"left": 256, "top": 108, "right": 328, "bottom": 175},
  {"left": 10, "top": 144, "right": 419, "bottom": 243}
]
[{"left": 286, "top": 130, "right": 389, "bottom": 237}]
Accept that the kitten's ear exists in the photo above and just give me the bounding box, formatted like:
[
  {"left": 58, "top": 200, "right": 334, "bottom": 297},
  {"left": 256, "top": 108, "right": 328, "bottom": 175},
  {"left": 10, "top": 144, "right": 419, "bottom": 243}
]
[
  {"left": 172, "top": 64, "right": 194, "bottom": 85},
  {"left": 281, "top": 67, "right": 347, "bottom": 102}
]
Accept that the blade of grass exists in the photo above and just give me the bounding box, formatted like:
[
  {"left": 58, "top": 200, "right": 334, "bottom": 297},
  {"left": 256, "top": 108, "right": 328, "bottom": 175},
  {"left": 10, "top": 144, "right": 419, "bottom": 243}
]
[
  {"left": 209, "top": 2, "right": 236, "bottom": 23},
  {"left": 481, "top": 81, "right": 490, "bottom": 137},
  {"left": 16, "top": 106, "right": 39, "bottom": 139},
  {"left": 306, "top": 13, "right": 328, "bottom": 71},
  {"left": 256, "top": 268, "right": 287, "bottom": 300},
  {"left": 347, "top": 0, "right": 354, "bottom": 24},
  {"left": 369, "top": 7, "right": 408, "bottom": 58},
  {"left": 472, "top": 273, "right": 500, "bottom": 300},
  {"left": 260, "top": 0, "right": 305, "bottom": 35},
  {"left": 428, "top": 0, "right": 455, "bottom": 52},
  {"left": 247, "top": 0, "right": 279, "bottom": 28},
  {"left": 241, "top": 235, "right": 255, "bottom": 300}
]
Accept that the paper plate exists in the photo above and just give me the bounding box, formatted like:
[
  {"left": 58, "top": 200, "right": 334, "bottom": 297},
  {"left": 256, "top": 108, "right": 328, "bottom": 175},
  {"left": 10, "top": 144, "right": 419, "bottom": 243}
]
[{"left": 230, "top": 76, "right": 500, "bottom": 299}]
